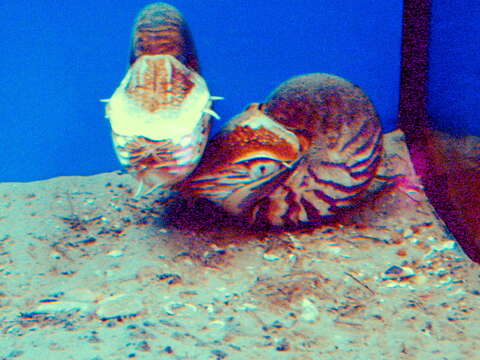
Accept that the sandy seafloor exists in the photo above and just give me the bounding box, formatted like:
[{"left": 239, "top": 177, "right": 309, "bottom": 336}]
[{"left": 0, "top": 130, "right": 479, "bottom": 360}]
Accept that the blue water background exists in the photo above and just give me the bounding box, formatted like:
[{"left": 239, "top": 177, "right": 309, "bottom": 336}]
[
  {"left": 428, "top": 0, "right": 480, "bottom": 136},
  {"left": 0, "top": 1, "right": 402, "bottom": 182}
]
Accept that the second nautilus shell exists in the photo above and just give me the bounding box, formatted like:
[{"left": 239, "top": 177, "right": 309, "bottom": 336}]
[
  {"left": 178, "top": 73, "right": 383, "bottom": 227},
  {"left": 105, "top": 2, "right": 219, "bottom": 196}
]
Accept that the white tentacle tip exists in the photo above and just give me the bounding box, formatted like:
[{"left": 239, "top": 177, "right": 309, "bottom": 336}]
[
  {"left": 204, "top": 108, "right": 221, "bottom": 120},
  {"left": 210, "top": 96, "right": 224, "bottom": 101},
  {"left": 133, "top": 181, "right": 162, "bottom": 198}
]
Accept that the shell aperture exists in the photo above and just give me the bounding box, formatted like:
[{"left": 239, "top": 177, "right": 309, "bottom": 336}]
[{"left": 177, "top": 103, "right": 302, "bottom": 215}]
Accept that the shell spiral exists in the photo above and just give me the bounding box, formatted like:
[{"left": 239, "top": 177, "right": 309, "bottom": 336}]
[
  {"left": 179, "top": 73, "right": 383, "bottom": 227},
  {"left": 105, "top": 2, "right": 216, "bottom": 196}
]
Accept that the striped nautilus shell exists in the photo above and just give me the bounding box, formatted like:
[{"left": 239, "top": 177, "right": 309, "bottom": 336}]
[
  {"left": 105, "top": 2, "right": 220, "bottom": 196},
  {"left": 178, "top": 73, "right": 383, "bottom": 227}
]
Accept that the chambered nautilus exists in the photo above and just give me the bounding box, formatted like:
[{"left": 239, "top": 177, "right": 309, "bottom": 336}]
[
  {"left": 177, "top": 73, "right": 384, "bottom": 227},
  {"left": 104, "top": 2, "right": 220, "bottom": 196}
]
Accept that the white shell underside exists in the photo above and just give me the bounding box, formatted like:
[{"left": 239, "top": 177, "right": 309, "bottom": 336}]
[
  {"left": 105, "top": 54, "right": 217, "bottom": 194},
  {"left": 105, "top": 54, "right": 212, "bottom": 141}
]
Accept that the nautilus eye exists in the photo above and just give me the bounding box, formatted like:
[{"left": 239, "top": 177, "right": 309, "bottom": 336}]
[
  {"left": 104, "top": 2, "right": 220, "bottom": 196},
  {"left": 246, "top": 160, "right": 283, "bottom": 181}
]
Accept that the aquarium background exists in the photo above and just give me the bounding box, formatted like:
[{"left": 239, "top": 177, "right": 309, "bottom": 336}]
[
  {"left": 0, "top": 0, "right": 403, "bottom": 182},
  {"left": 427, "top": 0, "right": 480, "bottom": 136}
]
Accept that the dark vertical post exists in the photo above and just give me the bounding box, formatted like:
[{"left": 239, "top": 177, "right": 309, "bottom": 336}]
[
  {"left": 398, "top": 0, "right": 431, "bottom": 143},
  {"left": 399, "top": 0, "right": 480, "bottom": 263}
]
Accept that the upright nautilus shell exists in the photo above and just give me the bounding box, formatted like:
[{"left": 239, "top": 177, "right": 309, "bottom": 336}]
[
  {"left": 105, "top": 2, "right": 219, "bottom": 196},
  {"left": 178, "top": 73, "right": 383, "bottom": 227}
]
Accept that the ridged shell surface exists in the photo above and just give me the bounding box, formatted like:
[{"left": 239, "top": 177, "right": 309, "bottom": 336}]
[{"left": 129, "top": 2, "right": 199, "bottom": 71}]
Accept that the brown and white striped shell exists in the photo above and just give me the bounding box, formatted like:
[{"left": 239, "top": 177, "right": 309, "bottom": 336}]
[
  {"left": 178, "top": 73, "right": 383, "bottom": 227},
  {"left": 105, "top": 2, "right": 219, "bottom": 196}
]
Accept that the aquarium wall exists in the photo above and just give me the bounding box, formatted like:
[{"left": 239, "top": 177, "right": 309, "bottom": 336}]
[
  {"left": 0, "top": 0, "right": 402, "bottom": 182},
  {"left": 427, "top": 0, "right": 480, "bottom": 136}
]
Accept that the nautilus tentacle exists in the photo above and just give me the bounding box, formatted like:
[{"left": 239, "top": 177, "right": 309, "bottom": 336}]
[
  {"left": 105, "top": 2, "right": 220, "bottom": 196},
  {"left": 179, "top": 73, "right": 383, "bottom": 227}
]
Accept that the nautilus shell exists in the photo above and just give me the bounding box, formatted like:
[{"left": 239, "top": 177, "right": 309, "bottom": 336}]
[
  {"left": 105, "top": 2, "right": 219, "bottom": 196},
  {"left": 178, "top": 73, "right": 383, "bottom": 227}
]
